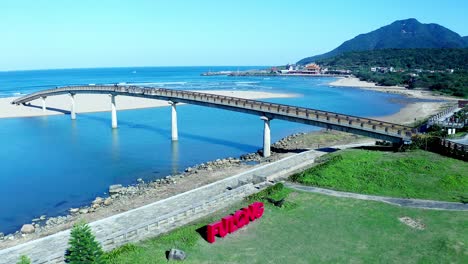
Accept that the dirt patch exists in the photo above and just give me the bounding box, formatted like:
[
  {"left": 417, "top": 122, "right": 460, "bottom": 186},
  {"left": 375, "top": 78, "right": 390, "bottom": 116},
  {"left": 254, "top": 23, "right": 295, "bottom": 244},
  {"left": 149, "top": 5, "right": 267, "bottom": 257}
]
[{"left": 398, "top": 216, "right": 426, "bottom": 230}]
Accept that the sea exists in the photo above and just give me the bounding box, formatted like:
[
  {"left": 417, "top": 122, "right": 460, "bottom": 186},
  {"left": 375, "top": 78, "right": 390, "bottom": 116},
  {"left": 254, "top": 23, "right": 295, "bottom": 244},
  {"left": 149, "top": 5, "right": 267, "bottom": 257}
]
[{"left": 0, "top": 66, "right": 417, "bottom": 234}]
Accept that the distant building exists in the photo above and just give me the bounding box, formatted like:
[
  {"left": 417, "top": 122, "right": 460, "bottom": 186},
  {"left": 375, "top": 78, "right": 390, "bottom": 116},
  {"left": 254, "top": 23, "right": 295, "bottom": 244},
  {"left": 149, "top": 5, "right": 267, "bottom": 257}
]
[{"left": 304, "top": 63, "right": 321, "bottom": 74}]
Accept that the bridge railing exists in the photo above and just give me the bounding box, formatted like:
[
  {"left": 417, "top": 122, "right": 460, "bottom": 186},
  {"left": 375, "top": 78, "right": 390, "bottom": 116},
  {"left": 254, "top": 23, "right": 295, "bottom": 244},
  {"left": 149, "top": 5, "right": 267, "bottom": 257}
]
[
  {"left": 12, "top": 85, "right": 415, "bottom": 139},
  {"left": 150, "top": 88, "right": 414, "bottom": 138}
]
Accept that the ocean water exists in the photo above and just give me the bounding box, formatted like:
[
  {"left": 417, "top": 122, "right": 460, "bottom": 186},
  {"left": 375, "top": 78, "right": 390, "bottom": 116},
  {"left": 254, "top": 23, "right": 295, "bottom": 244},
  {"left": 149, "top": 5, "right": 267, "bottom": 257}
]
[{"left": 0, "top": 67, "right": 410, "bottom": 234}]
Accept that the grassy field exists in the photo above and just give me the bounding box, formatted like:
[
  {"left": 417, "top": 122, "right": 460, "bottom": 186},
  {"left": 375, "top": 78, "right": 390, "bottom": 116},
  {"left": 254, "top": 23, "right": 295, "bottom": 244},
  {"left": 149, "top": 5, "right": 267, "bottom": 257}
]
[
  {"left": 105, "top": 185, "right": 468, "bottom": 263},
  {"left": 290, "top": 149, "right": 468, "bottom": 202}
]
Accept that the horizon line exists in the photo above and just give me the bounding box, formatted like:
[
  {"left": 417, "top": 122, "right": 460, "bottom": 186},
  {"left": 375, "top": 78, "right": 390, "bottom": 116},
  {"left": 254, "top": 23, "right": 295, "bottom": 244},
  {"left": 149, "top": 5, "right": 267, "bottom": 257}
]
[{"left": 0, "top": 65, "right": 275, "bottom": 73}]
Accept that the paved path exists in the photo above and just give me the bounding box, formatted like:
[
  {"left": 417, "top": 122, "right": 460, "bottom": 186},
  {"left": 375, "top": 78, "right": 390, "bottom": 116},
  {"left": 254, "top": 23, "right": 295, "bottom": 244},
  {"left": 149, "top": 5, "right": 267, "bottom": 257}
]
[{"left": 285, "top": 183, "right": 468, "bottom": 211}]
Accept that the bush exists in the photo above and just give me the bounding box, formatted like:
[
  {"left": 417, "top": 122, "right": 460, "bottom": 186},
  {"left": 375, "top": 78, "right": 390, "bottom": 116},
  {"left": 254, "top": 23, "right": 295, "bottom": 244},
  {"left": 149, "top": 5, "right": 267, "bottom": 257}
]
[
  {"left": 17, "top": 255, "right": 31, "bottom": 264},
  {"left": 247, "top": 183, "right": 284, "bottom": 202},
  {"left": 65, "top": 221, "right": 104, "bottom": 264}
]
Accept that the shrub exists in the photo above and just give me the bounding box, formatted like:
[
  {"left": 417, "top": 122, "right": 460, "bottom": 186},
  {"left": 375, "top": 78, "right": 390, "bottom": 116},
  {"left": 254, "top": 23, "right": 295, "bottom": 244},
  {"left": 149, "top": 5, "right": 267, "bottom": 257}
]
[
  {"left": 17, "top": 255, "right": 31, "bottom": 264},
  {"left": 65, "top": 221, "right": 104, "bottom": 264}
]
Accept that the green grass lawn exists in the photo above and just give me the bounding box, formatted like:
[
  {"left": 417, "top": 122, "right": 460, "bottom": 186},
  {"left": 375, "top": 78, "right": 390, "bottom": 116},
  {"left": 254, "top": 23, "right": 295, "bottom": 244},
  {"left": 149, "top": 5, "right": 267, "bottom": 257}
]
[
  {"left": 105, "top": 185, "right": 468, "bottom": 263},
  {"left": 290, "top": 149, "right": 468, "bottom": 202}
]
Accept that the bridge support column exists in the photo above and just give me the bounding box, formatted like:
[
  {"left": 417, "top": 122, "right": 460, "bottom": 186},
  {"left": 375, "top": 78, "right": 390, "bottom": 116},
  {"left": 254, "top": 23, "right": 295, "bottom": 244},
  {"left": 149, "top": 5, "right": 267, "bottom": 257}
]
[
  {"left": 70, "top": 93, "right": 76, "bottom": 120},
  {"left": 261, "top": 116, "right": 271, "bottom": 157},
  {"left": 169, "top": 101, "right": 178, "bottom": 141},
  {"left": 110, "top": 94, "right": 117, "bottom": 129},
  {"left": 41, "top": 96, "right": 47, "bottom": 112}
]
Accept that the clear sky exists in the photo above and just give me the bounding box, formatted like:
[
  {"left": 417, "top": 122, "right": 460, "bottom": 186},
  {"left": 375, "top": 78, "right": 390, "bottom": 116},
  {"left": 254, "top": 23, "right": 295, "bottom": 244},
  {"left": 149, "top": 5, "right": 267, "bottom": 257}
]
[{"left": 1, "top": 0, "right": 467, "bottom": 71}]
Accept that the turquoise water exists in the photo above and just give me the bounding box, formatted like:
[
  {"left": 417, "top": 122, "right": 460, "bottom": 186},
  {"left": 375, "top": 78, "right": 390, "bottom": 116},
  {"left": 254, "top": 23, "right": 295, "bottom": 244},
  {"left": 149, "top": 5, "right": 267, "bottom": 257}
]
[{"left": 0, "top": 67, "right": 410, "bottom": 233}]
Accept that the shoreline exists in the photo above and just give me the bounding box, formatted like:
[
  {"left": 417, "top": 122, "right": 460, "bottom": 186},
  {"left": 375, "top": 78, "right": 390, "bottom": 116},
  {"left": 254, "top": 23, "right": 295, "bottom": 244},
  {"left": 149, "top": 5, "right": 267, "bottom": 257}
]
[
  {"left": 0, "top": 130, "right": 373, "bottom": 248},
  {"left": 0, "top": 82, "right": 456, "bottom": 247},
  {"left": 329, "top": 76, "right": 459, "bottom": 101},
  {"left": 329, "top": 77, "right": 457, "bottom": 125},
  {"left": 0, "top": 90, "right": 299, "bottom": 119}
]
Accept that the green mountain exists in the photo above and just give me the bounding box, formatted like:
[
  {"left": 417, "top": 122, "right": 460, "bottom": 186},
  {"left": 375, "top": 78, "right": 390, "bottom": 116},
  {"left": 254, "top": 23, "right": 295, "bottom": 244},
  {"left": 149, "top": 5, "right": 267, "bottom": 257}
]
[
  {"left": 314, "top": 48, "right": 468, "bottom": 97},
  {"left": 298, "top": 18, "right": 468, "bottom": 65}
]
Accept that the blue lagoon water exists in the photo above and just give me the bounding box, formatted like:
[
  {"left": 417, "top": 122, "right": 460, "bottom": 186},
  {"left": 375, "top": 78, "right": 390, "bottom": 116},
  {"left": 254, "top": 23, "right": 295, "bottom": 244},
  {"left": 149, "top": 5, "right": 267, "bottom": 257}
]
[{"left": 0, "top": 67, "right": 410, "bottom": 233}]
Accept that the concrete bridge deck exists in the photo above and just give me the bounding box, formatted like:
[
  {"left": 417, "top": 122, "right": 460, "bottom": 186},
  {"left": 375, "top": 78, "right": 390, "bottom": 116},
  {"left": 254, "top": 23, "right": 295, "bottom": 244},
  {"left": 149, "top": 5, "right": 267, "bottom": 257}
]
[{"left": 12, "top": 85, "right": 415, "bottom": 155}]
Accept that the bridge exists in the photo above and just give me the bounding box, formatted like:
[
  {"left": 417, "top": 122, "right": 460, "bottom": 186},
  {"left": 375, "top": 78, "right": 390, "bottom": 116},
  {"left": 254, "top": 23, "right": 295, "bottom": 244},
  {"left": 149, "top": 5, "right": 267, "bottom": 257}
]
[{"left": 12, "top": 85, "right": 416, "bottom": 157}]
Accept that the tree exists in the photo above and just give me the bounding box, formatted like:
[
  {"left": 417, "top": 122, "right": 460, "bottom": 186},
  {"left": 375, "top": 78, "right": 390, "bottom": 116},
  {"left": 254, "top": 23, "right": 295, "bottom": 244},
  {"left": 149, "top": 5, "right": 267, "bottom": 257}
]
[{"left": 65, "top": 221, "right": 104, "bottom": 263}]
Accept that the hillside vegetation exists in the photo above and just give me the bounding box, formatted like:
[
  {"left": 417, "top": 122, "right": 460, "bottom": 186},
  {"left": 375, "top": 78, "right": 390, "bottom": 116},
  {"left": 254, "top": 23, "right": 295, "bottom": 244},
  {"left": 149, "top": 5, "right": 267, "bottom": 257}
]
[
  {"left": 317, "top": 48, "right": 468, "bottom": 97},
  {"left": 298, "top": 18, "right": 468, "bottom": 64}
]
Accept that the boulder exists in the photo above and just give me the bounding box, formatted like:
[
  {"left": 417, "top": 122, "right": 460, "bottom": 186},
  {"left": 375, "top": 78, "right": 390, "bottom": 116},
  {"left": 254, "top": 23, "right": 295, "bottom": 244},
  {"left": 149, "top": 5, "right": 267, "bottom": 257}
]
[
  {"left": 69, "top": 208, "right": 79, "bottom": 214},
  {"left": 92, "top": 197, "right": 104, "bottom": 205},
  {"left": 109, "top": 184, "right": 124, "bottom": 194},
  {"left": 167, "top": 248, "right": 186, "bottom": 261},
  {"left": 79, "top": 208, "right": 89, "bottom": 214},
  {"left": 20, "top": 224, "right": 35, "bottom": 234},
  {"left": 104, "top": 198, "right": 113, "bottom": 206}
]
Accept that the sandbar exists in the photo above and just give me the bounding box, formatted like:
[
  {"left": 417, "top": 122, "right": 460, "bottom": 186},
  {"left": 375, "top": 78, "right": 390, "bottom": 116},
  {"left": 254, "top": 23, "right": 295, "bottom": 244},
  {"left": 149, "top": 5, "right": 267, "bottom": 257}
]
[{"left": 0, "top": 90, "right": 297, "bottom": 119}]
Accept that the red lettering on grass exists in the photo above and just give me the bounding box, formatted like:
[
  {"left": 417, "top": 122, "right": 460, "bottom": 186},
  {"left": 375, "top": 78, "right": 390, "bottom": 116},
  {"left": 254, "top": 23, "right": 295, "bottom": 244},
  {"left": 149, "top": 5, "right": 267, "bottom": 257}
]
[{"left": 206, "top": 202, "right": 264, "bottom": 243}]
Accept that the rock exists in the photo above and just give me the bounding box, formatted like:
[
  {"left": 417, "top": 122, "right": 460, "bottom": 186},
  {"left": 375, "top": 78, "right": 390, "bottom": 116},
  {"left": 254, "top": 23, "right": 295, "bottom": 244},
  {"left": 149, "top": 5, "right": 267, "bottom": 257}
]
[
  {"left": 92, "top": 197, "right": 104, "bottom": 205},
  {"left": 79, "top": 208, "right": 89, "bottom": 214},
  {"left": 69, "top": 208, "right": 79, "bottom": 214},
  {"left": 0, "top": 232, "right": 4, "bottom": 239},
  {"left": 32, "top": 218, "right": 40, "bottom": 222},
  {"left": 109, "top": 184, "right": 124, "bottom": 194},
  {"left": 207, "top": 166, "right": 213, "bottom": 171},
  {"left": 39, "top": 215, "right": 46, "bottom": 221},
  {"left": 92, "top": 203, "right": 100, "bottom": 209},
  {"left": 398, "top": 216, "right": 426, "bottom": 230},
  {"left": 167, "top": 248, "right": 186, "bottom": 261},
  {"left": 20, "top": 224, "right": 35, "bottom": 234},
  {"left": 137, "top": 178, "right": 144, "bottom": 183},
  {"left": 185, "top": 167, "right": 192, "bottom": 173},
  {"left": 104, "top": 198, "right": 113, "bottom": 206}
]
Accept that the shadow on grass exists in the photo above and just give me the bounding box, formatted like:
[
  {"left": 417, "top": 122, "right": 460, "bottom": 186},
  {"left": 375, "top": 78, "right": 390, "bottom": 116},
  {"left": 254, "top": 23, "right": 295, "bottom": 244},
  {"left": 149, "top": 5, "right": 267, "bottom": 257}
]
[
  {"left": 354, "top": 145, "right": 397, "bottom": 151},
  {"left": 195, "top": 225, "right": 209, "bottom": 243}
]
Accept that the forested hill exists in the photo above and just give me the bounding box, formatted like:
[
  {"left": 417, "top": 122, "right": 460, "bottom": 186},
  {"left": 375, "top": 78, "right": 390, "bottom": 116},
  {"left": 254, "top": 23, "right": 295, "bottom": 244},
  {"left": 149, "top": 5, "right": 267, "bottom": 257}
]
[
  {"left": 316, "top": 48, "right": 468, "bottom": 97},
  {"left": 298, "top": 18, "right": 468, "bottom": 65},
  {"left": 316, "top": 48, "right": 468, "bottom": 70}
]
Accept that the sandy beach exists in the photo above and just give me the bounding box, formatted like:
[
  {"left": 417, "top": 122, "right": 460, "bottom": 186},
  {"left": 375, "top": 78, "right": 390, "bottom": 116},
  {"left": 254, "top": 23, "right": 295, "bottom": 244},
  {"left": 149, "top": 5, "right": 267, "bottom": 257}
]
[
  {"left": 0, "top": 90, "right": 297, "bottom": 119},
  {"left": 330, "top": 77, "right": 457, "bottom": 124},
  {"left": 329, "top": 77, "right": 458, "bottom": 101}
]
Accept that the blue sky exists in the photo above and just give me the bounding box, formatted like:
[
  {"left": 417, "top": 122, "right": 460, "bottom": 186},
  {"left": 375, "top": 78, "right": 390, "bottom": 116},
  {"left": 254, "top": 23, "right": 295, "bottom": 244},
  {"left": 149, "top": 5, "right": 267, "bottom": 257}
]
[{"left": 1, "top": 0, "right": 467, "bottom": 71}]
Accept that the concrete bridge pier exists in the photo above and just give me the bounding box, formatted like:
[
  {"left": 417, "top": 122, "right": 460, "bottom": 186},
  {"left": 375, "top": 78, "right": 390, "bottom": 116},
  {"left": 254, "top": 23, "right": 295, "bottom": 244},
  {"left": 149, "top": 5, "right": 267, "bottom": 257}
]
[
  {"left": 110, "top": 94, "right": 117, "bottom": 129},
  {"left": 70, "top": 93, "right": 76, "bottom": 120},
  {"left": 41, "top": 96, "right": 47, "bottom": 112},
  {"left": 169, "top": 101, "right": 178, "bottom": 141},
  {"left": 261, "top": 116, "right": 271, "bottom": 157}
]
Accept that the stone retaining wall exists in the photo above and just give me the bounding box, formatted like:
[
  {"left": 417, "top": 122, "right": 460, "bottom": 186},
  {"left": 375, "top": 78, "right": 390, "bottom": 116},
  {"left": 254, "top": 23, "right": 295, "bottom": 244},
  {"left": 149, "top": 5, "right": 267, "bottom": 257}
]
[{"left": 0, "top": 148, "right": 325, "bottom": 263}]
